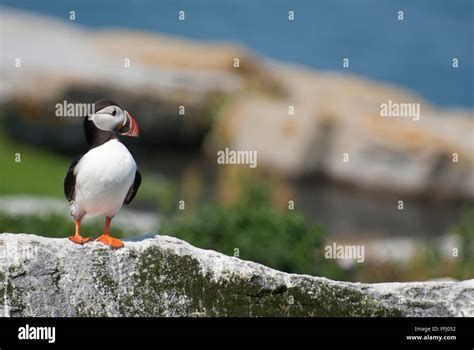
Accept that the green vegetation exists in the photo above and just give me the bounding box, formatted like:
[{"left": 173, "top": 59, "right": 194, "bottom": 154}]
[
  {"left": 0, "top": 212, "right": 132, "bottom": 238},
  {"left": 457, "top": 207, "right": 474, "bottom": 263},
  {"left": 454, "top": 207, "right": 474, "bottom": 278},
  {"left": 164, "top": 177, "right": 347, "bottom": 279},
  {"left": 0, "top": 131, "right": 69, "bottom": 197}
]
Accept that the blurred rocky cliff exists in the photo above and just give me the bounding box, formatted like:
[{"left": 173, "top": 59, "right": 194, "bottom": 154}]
[{"left": 1, "top": 7, "right": 473, "bottom": 201}]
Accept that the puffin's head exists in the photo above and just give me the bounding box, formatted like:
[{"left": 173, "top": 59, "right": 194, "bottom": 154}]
[{"left": 88, "top": 99, "right": 139, "bottom": 137}]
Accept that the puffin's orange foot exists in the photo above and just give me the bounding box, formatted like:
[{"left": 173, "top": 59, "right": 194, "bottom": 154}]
[
  {"left": 96, "top": 234, "right": 124, "bottom": 249},
  {"left": 69, "top": 235, "right": 92, "bottom": 245}
]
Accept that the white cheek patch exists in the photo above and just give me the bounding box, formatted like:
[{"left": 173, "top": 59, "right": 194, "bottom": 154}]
[{"left": 90, "top": 114, "right": 119, "bottom": 132}]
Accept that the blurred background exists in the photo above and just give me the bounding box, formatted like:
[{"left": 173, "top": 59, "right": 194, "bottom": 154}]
[{"left": 0, "top": 0, "right": 473, "bottom": 282}]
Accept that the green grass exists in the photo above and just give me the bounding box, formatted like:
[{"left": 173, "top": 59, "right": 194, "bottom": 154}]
[{"left": 0, "top": 132, "right": 69, "bottom": 197}]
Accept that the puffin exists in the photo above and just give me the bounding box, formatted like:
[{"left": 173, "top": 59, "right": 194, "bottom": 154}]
[{"left": 64, "top": 99, "right": 141, "bottom": 249}]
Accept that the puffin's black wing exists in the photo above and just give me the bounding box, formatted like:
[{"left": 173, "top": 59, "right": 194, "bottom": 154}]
[
  {"left": 124, "top": 169, "right": 141, "bottom": 205},
  {"left": 64, "top": 157, "right": 81, "bottom": 201}
]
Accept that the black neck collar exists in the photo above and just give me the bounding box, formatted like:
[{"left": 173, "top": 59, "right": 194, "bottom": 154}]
[{"left": 83, "top": 117, "right": 117, "bottom": 150}]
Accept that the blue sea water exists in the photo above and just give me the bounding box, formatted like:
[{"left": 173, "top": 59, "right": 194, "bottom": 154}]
[{"left": 1, "top": 0, "right": 473, "bottom": 108}]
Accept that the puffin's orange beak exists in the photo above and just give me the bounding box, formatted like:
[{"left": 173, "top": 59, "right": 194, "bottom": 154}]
[{"left": 120, "top": 110, "right": 140, "bottom": 137}]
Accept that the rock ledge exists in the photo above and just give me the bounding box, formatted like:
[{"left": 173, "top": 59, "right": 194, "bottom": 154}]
[{"left": 0, "top": 233, "right": 472, "bottom": 317}]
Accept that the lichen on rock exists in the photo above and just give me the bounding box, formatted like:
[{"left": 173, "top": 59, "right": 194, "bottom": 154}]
[{"left": 0, "top": 233, "right": 472, "bottom": 317}]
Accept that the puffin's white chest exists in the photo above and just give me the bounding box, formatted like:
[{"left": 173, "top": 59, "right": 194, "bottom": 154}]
[{"left": 73, "top": 139, "right": 136, "bottom": 219}]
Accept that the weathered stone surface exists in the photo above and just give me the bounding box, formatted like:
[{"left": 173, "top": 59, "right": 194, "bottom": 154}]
[{"left": 0, "top": 233, "right": 472, "bottom": 317}]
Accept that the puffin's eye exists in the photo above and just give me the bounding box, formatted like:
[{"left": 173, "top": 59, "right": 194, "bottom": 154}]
[{"left": 111, "top": 109, "right": 117, "bottom": 117}]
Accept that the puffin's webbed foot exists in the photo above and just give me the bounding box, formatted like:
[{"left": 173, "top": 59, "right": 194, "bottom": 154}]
[
  {"left": 69, "top": 220, "right": 92, "bottom": 244},
  {"left": 96, "top": 234, "right": 124, "bottom": 249},
  {"left": 95, "top": 217, "right": 124, "bottom": 249},
  {"left": 69, "top": 234, "right": 92, "bottom": 245}
]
